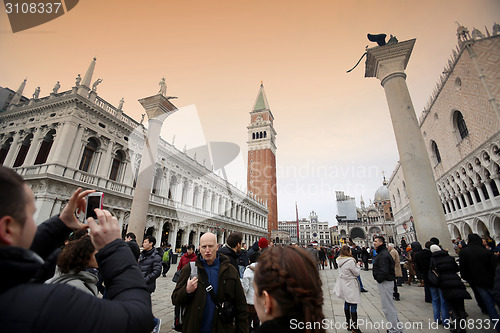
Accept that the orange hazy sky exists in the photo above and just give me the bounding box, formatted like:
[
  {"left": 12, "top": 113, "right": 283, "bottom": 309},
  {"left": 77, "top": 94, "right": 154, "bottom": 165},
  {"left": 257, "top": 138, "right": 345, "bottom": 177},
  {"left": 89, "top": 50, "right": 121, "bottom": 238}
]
[{"left": 1, "top": 0, "right": 499, "bottom": 224}]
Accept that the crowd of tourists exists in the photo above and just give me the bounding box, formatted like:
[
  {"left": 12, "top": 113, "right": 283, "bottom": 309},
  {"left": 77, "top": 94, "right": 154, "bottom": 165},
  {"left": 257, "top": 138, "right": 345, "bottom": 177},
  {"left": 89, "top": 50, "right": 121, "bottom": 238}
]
[{"left": 2, "top": 163, "right": 500, "bottom": 333}]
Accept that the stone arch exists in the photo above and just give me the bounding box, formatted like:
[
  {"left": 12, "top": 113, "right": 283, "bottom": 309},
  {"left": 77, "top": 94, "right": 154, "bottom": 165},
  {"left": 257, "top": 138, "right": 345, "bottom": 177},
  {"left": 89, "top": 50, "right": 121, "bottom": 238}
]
[
  {"left": 474, "top": 217, "right": 489, "bottom": 238},
  {"left": 490, "top": 214, "right": 500, "bottom": 242},
  {"left": 350, "top": 227, "right": 365, "bottom": 240},
  {"left": 451, "top": 224, "right": 462, "bottom": 239},
  {"left": 463, "top": 221, "right": 473, "bottom": 239}
]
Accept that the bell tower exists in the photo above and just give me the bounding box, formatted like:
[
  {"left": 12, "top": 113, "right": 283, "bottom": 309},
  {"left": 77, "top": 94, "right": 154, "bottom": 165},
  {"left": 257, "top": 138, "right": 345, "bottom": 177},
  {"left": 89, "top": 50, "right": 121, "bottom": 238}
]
[{"left": 247, "top": 83, "right": 278, "bottom": 236}]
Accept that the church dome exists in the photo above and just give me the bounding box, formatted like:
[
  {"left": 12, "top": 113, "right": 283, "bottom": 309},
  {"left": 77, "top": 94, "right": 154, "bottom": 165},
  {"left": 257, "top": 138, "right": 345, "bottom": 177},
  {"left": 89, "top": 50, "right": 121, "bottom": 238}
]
[{"left": 374, "top": 178, "right": 389, "bottom": 203}]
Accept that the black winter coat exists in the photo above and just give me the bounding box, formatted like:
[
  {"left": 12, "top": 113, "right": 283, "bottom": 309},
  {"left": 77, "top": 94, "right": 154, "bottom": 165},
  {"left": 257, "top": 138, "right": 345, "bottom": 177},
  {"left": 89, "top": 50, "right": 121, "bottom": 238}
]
[
  {"left": 255, "top": 316, "right": 305, "bottom": 333},
  {"left": 0, "top": 216, "right": 153, "bottom": 333},
  {"left": 459, "top": 234, "right": 497, "bottom": 289},
  {"left": 372, "top": 244, "right": 395, "bottom": 283},
  {"left": 138, "top": 248, "right": 162, "bottom": 293},
  {"left": 414, "top": 249, "right": 432, "bottom": 284},
  {"left": 219, "top": 246, "right": 239, "bottom": 272},
  {"left": 432, "top": 250, "right": 471, "bottom": 301}
]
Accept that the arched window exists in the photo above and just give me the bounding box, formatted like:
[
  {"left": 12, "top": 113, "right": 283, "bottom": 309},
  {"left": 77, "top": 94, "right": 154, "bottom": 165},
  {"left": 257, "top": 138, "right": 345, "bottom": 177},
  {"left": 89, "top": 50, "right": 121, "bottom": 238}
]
[
  {"left": 13, "top": 133, "right": 33, "bottom": 167},
  {"left": 79, "top": 138, "right": 99, "bottom": 172},
  {"left": 109, "top": 150, "right": 125, "bottom": 181},
  {"left": 264, "top": 131, "right": 267, "bottom": 138},
  {"left": 453, "top": 110, "right": 469, "bottom": 140},
  {"left": 252, "top": 133, "right": 255, "bottom": 140},
  {"left": 431, "top": 140, "right": 442, "bottom": 164},
  {"left": 402, "top": 181, "right": 407, "bottom": 197},
  {"left": 0, "top": 137, "right": 13, "bottom": 165},
  {"left": 34, "top": 129, "right": 55, "bottom": 165}
]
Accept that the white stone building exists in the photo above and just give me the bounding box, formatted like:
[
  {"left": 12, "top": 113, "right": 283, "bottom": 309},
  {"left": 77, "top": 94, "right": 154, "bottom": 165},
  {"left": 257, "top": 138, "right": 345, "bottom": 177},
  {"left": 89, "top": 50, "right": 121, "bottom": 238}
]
[
  {"left": 0, "top": 59, "right": 268, "bottom": 250},
  {"left": 388, "top": 24, "right": 500, "bottom": 244},
  {"left": 336, "top": 184, "right": 396, "bottom": 247},
  {"left": 297, "top": 211, "right": 331, "bottom": 246}
]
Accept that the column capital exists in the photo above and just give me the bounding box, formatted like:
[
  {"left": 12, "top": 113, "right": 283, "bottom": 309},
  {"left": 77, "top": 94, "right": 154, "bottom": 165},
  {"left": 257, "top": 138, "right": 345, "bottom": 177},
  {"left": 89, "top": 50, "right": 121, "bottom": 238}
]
[
  {"left": 365, "top": 39, "right": 416, "bottom": 82},
  {"left": 138, "top": 94, "right": 178, "bottom": 122}
]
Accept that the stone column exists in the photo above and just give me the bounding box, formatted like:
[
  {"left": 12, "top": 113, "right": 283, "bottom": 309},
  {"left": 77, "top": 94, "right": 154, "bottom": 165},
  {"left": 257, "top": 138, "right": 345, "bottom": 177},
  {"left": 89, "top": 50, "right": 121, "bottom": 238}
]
[
  {"left": 97, "top": 138, "right": 114, "bottom": 179},
  {"left": 3, "top": 131, "right": 22, "bottom": 167},
  {"left": 24, "top": 127, "right": 43, "bottom": 166},
  {"left": 169, "top": 222, "right": 179, "bottom": 249},
  {"left": 67, "top": 125, "right": 85, "bottom": 169},
  {"left": 127, "top": 95, "right": 177, "bottom": 243},
  {"left": 47, "top": 122, "right": 78, "bottom": 166},
  {"left": 154, "top": 218, "right": 163, "bottom": 246},
  {"left": 364, "top": 39, "right": 453, "bottom": 252}
]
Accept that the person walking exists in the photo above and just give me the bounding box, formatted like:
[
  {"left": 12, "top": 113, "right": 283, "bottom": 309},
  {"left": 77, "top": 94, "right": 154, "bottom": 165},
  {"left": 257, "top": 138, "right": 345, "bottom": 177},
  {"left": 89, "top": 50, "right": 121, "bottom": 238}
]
[
  {"left": 431, "top": 244, "right": 471, "bottom": 333},
  {"left": 139, "top": 235, "right": 163, "bottom": 333},
  {"left": 171, "top": 233, "right": 248, "bottom": 332},
  {"left": 162, "top": 243, "right": 173, "bottom": 277},
  {"left": 242, "top": 251, "right": 260, "bottom": 332},
  {"left": 387, "top": 243, "right": 402, "bottom": 301},
  {"left": 372, "top": 236, "right": 403, "bottom": 333},
  {"left": 334, "top": 245, "right": 363, "bottom": 333},
  {"left": 426, "top": 244, "right": 449, "bottom": 325},
  {"left": 459, "top": 233, "right": 500, "bottom": 330}
]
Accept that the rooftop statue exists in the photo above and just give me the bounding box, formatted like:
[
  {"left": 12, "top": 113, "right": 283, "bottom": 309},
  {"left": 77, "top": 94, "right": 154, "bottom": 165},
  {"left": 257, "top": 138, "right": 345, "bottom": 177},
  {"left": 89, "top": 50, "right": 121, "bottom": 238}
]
[
  {"left": 118, "top": 97, "right": 125, "bottom": 110},
  {"left": 92, "top": 78, "right": 103, "bottom": 92},
  {"left": 52, "top": 81, "right": 60, "bottom": 93},
  {"left": 33, "top": 87, "right": 40, "bottom": 99},
  {"left": 158, "top": 77, "right": 167, "bottom": 96},
  {"left": 75, "top": 74, "right": 81, "bottom": 86}
]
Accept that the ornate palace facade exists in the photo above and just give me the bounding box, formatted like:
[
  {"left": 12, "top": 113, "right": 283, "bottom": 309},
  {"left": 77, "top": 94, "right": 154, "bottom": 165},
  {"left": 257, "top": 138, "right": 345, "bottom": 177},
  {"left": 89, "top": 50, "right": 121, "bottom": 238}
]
[
  {"left": 0, "top": 59, "right": 268, "bottom": 249},
  {"left": 388, "top": 24, "right": 500, "bottom": 244}
]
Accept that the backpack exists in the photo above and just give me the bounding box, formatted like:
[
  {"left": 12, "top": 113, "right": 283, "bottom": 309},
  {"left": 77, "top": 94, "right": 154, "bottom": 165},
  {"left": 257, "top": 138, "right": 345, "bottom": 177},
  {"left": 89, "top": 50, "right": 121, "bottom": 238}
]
[{"left": 162, "top": 249, "right": 170, "bottom": 263}]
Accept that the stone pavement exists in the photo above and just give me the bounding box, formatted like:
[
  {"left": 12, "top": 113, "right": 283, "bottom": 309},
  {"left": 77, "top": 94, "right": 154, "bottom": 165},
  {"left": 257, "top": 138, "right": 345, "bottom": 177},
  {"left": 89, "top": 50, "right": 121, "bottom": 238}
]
[{"left": 152, "top": 265, "right": 494, "bottom": 333}]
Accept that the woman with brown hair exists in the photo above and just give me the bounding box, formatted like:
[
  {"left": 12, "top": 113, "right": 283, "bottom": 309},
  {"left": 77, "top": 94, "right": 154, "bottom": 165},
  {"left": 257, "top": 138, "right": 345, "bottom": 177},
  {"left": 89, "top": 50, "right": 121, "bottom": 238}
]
[
  {"left": 253, "top": 246, "right": 325, "bottom": 333},
  {"left": 333, "top": 245, "right": 363, "bottom": 333},
  {"left": 47, "top": 235, "right": 99, "bottom": 296}
]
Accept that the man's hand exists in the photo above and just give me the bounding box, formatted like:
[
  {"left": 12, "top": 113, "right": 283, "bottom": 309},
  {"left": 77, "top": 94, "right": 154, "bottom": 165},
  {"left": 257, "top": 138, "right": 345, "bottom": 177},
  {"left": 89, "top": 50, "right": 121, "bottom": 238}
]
[
  {"left": 186, "top": 276, "right": 198, "bottom": 294},
  {"left": 59, "top": 188, "right": 95, "bottom": 230},
  {"left": 87, "top": 209, "right": 120, "bottom": 250}
]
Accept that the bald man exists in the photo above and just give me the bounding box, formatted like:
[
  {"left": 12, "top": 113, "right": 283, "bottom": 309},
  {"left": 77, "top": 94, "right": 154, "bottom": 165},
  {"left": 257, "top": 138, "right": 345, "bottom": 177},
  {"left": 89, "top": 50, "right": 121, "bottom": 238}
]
[{"left": 172, "top": 233, "right": 247, "bottom": 332}]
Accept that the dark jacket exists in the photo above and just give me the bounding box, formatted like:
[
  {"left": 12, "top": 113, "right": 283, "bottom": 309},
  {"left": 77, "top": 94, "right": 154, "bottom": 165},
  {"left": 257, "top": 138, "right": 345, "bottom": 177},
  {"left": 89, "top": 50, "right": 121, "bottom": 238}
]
[
  {"left": 219, "top": 245, "right": 240, "bottom": 272},
  {"left": 255, "top": 316, "right": 304, "bottom": 333},
  {"left": 459, "top": 234, "right": 497, "bottom": 289},
  {"left": 414, "top": 248, "right": 432, "bottom": 284},
  {"left": 127, "top": 239, "right": 141, "bottom": 261},
  {"left": 432, "top": 250, "right": 471, "bottom": 301},
  {"left": 138, "top": 247, "right": 162, "bottom": 293},
  {"left": 0, "top": 216, "right": 153, "bottom": 333},
  {"left": 493, "top": 264, "right": 500, "bottom": 306},
  {"left": 372, "top": 244, "right": 395, "bottom": 283},
  {"left": 246, "top": 241, "right": 259, "bottom": 260},
  {"left": 171, "top": 253, "right": 248, "bottom": 333}
]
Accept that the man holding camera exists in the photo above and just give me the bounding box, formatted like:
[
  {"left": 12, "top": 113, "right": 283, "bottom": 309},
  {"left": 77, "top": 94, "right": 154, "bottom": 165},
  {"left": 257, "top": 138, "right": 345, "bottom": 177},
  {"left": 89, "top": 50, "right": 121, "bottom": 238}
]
[
  {"left": 0, "top": 165, "right": 154, "bottom": 332},
  {"left": 172, "top": 232, "right": 247, "bottom": 332}
]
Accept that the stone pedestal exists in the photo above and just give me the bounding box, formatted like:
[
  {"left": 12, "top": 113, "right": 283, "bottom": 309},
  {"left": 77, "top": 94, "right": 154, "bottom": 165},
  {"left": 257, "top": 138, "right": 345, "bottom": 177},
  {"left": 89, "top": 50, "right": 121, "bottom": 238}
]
[
  {"left": 365, "top": 39, "right": 454, "bottom": 252},
  {"left": 127, "top": 94, "right": 177, "bottom": 242}
]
